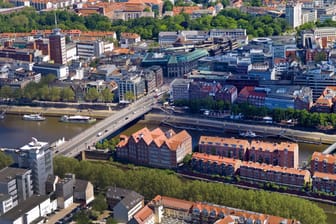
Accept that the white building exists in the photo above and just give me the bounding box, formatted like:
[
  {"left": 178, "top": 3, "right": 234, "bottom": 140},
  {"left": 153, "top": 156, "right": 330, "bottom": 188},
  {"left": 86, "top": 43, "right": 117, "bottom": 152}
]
[{"left": 286, "top": 2, "right": 302, "bottom": 28}]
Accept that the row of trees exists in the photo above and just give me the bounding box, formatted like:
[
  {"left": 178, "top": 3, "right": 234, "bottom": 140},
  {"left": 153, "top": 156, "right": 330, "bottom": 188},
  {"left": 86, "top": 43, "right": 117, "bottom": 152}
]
[
  {"left": 53, "top": 156, "right": 327, "bottom": 224},
  {"left": 0, "top": 8, "right": 288, "bottom": 39},
  {"left": 0, "top": 152, "right": 13, "bottom": 170},
  {"left": 0, "top": 75, "right": 115, "bottom": 103},
  {"left": 231, "top": 103, "right": 336, "bottom": 129},
  {"left": 95, "top": 138, "right": 120, "bottom": 150}
]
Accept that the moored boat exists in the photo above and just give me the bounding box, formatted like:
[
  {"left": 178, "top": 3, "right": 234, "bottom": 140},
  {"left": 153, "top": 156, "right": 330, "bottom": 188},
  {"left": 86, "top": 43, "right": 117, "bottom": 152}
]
[
  {"left": 60, "top": 115, "right": 96, "bottom": 124},
  {"left": 239, "top": 130, "right": 257, "bottom": 138},
  {"left": 22, "top": 114, "right": 46, "bottom": 121}
]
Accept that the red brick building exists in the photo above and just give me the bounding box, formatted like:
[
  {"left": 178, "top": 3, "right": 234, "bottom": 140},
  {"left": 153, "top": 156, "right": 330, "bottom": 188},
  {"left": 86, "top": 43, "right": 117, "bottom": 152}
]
[
  {"left": 312, "top": 171, "right": 336, "bottom": 195},
  {"left": 239, "top": 161, "right": 311, "bottom": 189},
  {"left": 198, "top": 136, "right": 249, "bottom": 160},
  {"left": 116, "top": 127, "right": 192, "bottom": 169},
  {"left": 247, "top": 140, "right": 299, "bottom": 168},
  {"left": 191, "top": 152, "right": 241, "bottom": 176},
  {"left": 311, "top": 152, "right": 336, "bottom": 174}
]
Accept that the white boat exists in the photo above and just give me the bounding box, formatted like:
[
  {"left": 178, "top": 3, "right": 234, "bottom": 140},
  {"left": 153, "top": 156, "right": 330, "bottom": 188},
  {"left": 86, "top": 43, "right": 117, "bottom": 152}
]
[
  {"left": 0, "top": 111, "right": 5, "bottom": 120},
  {"left": 23, "top": 114, "right": 46, "bottom": 121},
  {"left": 60, "top": 115, "right": 96, "bottom": 124},
  {"left": 240, "top": 130, "right": 257, "bottom": 138}
]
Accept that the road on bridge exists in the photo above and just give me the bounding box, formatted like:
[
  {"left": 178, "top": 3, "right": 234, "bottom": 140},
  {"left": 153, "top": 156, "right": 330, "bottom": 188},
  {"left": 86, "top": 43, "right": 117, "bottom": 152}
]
[{"left": 56, "top": 94, "right": 157, "bottom": 157}]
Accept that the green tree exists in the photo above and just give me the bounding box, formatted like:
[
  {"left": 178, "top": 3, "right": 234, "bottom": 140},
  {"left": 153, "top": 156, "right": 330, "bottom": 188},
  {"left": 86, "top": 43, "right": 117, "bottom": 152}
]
[
  {"left": 0, "top": 152, "right": 13, "bottom": 169},
  {"left": 101, "top": 88, "right": 114, "bottom": 103},
  {"left": 61, "top": 87, "right": 75, "bottom": 102},
  {"left": 41, "top": 74, "right": 56, "bottom": 86},
  {"left": 48, "top": 87, "right": 61, "bottom": 101},
  {"left": 163, "top": 0, "right": 173, "bottom": 12},
  {"left": 0, "top": 85, "right": 12, "bottom": 98},
  {"left": 92, "top": 194, "right": 108, "bottom": 213},
  {"left": 125, "top": 91, "right": 135, "bottom": 102},
  {"left": 85, "top": 88, "right": 99, "bottom": 102}
]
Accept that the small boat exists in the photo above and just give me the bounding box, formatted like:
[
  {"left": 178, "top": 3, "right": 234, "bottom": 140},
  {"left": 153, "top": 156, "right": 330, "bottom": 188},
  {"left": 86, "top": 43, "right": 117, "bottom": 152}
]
[
  {"left": 240, "top": 130, "right": 257, "bottom": 138},
  {"left": 60, "top": 115, "right": 96, "bottom": 124},
  {"left": 23, "top": 114, "right": 46, "bottom": 121},
  {"left": 0, "top": 111, "right": 5, "bottom": 120}
]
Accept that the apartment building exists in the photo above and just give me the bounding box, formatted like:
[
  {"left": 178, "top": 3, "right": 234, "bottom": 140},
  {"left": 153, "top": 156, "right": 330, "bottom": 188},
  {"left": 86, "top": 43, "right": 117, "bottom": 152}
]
[
  {"left": 116, "top": 127, "right": 192, "bottom": 169},
  {"left": 132, "top": 195, "right": 299, "bottom": 224},
  {"left": 312, "top": 171, "right": 336, "bottom": 194},
  {"left": 198, "top": 136, "right": 249, "bottom": 160},
  {"left": 240, "top": 162, "right": 310, "bottom": 189},
  {"left": 311, "top": 152, "right": 336, "bottom": 174},
  {"left": 191, "top": 152, "right": 241, "bottom": 176},
  {"left": 248, "top": 140, "right": 299, "bottom": 168},
  {"left": 120, "top": 32, "right": 141, "bottom": 48},
  {"left": 313, "top": 86, "right": 336, "bottom": 112}
]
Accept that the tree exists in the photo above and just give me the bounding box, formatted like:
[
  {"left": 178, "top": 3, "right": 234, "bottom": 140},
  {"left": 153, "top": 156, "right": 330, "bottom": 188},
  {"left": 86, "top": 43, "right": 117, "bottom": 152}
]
[
  {"left": 92, "top": 194, "right": 108, "bottom": 213},
  {"left": 0, "top": 152, "right": 13, "bottom": 169},
  {"left": 85, "top": 88, "right": 99, "bottom": 102},
  {"left": 163, "top": 0, "right": 173, "bottom": 12},
  {"left": 0, "top": 85, "right": 12, "bottom": 99},
  {"left": 41, "top": 74, "right": 56, "bottom": 86},
  {"left": 48, "top": 87, "right": 61, "bottom": 101},
  {"left": 101, "top": 88, "right": 114, "bottom": 103},
  {"left": 125, "top": 91, "right": 135, "bottom": 102},
  {"left": 61, "top": 87, "right": 75, "bottom": 102}
]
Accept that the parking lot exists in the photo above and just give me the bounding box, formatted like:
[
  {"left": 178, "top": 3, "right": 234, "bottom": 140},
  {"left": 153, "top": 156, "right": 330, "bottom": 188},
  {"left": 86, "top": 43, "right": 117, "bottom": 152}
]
[{"left": 47, "top": 203, "right": 80, "bottom": 224}]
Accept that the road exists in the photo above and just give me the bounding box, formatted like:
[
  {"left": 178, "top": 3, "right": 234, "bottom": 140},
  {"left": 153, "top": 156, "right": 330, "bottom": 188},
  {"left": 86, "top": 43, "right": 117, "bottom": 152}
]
[
  {"left": 56, "top": 94, "right": 157, "bottom": 157},
  {"left": 146, "top": 114, "right": 336, "bottom": 145}
]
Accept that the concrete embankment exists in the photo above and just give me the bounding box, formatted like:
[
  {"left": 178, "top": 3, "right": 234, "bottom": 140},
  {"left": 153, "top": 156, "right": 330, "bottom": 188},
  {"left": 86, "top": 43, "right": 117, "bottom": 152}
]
[{"left": 0, "top": 105, "right": 114, "bottom": 119}]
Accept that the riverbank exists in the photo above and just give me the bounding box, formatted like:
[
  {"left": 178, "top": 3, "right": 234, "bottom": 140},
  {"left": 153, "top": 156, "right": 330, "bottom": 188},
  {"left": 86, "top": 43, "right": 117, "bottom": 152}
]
[{"left": 0, "top": 105, "right": 114, "bottom": 119}]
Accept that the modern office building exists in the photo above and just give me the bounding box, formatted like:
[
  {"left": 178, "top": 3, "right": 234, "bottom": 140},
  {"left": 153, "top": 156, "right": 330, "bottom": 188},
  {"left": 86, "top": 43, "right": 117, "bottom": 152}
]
[
  {"left": 49, "top": 28, "right": 66, "bottom": 64},
  {"left": 4, "top": 138, "right": 53, "bottom": 195},
  {"left": 286, "top": 2, "right": 302, "bottom": 28}
]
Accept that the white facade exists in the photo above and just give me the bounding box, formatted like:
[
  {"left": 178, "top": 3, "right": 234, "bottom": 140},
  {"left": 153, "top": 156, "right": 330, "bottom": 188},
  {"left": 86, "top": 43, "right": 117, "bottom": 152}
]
[
  {"left": 103, "top": 42, "right": 114, "bottom": 53},
  {"left": 286, "top": 2, "right": 302, "bottom": 28},
  {"left": 66, "top": 45, "right": 78, "bottom": 62}
]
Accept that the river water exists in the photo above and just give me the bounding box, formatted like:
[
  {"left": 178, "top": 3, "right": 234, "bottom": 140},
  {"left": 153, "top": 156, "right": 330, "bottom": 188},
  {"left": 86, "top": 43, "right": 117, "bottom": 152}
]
[
  {"left": 0, "top": 114, "right": 94, "bottom": 148},
  {"left": 0, "top": 115, "right": 335, "bottom": 223}
]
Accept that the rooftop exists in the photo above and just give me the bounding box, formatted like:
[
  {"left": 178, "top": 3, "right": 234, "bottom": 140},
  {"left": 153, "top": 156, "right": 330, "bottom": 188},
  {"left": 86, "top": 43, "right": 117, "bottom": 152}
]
[
  {"left": 0, "top": 167, "right": 30, "bottom": 183},
  {"left": 241, "top": 161, "right": 310, "bottom": 176},
  {"left": 20, "top": 137, "right": 48, "bottom": 151},
  {"left": 0, "top": 195, "right": 49, "bottom": 221},
  {"left": 199, "top": 136, "right": 249, "bottom": 149},
  {"left": 192, "top": 152, "right": 241, "bottom": 166},
  {"left": 313, "top": 171, "right": 336, "bottom": 181},
  {"left": 312, "top": 152, "right": 336, "bottom": 164}
]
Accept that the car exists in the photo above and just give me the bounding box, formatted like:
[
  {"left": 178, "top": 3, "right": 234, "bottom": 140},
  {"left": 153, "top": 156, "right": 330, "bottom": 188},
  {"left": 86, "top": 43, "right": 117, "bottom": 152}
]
[
  {"left": 104, "top": 129, "right": 108, "bottom": 132},
  {"left": 125, "top": 117, "right": 129, "bottom": 120},
  {"left": 97, "top": 132, "right": 102, "bottom": 137}
]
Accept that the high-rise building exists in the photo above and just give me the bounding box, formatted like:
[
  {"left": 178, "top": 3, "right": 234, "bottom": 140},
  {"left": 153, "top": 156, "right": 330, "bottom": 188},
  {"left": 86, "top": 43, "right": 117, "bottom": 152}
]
[
  {"left": 4, "top": 138, "right": 53, "bottom": 195},
  {"left": 286, "top": 2, "right": 302, "bottom": 28},
  {"left": 49, "top": 28, "right": 66, "bottom": 64}
]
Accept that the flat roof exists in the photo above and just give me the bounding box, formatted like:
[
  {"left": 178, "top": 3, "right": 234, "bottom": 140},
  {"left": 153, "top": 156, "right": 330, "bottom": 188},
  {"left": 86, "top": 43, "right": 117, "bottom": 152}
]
[
  {"left": 0, "top": 167, "right": 30, "bottom": 183},
  {"left": 0, "top": 195, "right": 49, "bottom": 221},
  {"left": 20, "top": 139, "right": 48, "bottom": 151}
]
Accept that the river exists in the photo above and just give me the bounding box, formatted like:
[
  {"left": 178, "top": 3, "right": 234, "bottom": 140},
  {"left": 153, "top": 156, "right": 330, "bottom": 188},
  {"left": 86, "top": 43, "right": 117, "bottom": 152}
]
[
  {"left": 0, "top": 115, "right": 335, "bottom": 223},
  {"left": 0, "top": 114, "right": 94, "bottom": 148}
]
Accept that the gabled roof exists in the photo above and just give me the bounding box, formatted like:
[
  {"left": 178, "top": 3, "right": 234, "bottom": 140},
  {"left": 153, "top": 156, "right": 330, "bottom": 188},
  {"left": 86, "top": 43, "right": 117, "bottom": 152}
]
[{"left": 120, "top": 127, "right": 190, "bottom": 151}]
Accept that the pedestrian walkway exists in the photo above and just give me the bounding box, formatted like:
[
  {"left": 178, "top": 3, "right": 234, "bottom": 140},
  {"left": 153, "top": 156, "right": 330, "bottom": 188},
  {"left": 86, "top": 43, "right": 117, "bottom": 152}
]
[{"left": 47, "top": 203, "right": 79, "bottom": 224}]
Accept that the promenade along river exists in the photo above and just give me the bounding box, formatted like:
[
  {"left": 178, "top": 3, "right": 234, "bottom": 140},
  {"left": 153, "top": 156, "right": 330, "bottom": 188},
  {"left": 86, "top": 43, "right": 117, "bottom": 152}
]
[{"left": 0, "top": 115, "right": 335, "bottom": 223}]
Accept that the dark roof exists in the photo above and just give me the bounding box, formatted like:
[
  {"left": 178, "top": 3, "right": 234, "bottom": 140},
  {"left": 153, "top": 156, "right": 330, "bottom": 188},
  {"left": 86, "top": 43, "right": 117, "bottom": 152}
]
[
  {"left": 106, "top": 187, "right": 143, "bottom": 211},
  {"left": 0, "top": 167, "right": 30, "bottom": 183},
  {"left": 0, "top": 195, "right": 49, "bottom": 221},
  {"left": 74, "top": 179, "right": 89, "bottom": 192}
]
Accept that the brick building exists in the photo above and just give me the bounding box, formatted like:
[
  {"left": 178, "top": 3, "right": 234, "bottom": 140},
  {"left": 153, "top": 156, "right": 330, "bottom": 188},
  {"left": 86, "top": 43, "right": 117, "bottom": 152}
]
[
  {"left": 312, "top": 171, "right": 336, "bottom": 195},
  {"left": 198, "top": 136, "right": 249, "bottom": 160},
  {"left": 239, "top": 161, "right": 311, "bottom": 189},
  {"left": 191, "top": 152, "right": 241, "bottom": 176},
  {"left": 311, "top": 152, "right": 336, "bottom": 174},
  {"left": 116, "top": 127, "right": 192, "bottom": 169},
  {"left": 247, "top": 140, "right": 299, "bottom": 168}
]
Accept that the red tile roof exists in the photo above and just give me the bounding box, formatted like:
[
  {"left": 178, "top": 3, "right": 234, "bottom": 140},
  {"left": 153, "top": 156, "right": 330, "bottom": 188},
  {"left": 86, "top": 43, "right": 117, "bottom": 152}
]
[
  {"left": 250, "top": 140, "right": 298, "bottom": 152},
  {"left": 312, "top": 152, "right": 336, "bottom": 164},
  {"left": 313, "top": 171, "right": 336, "bottom": 181},
  {"left": 192, "top": 152, "right": 241, "bottom": 166},
  {"left": 240, "top": 161, "right": 310, "bottom": 176},
  {"left": 199, "top": 136, "right": 250, "bottom": 149}
]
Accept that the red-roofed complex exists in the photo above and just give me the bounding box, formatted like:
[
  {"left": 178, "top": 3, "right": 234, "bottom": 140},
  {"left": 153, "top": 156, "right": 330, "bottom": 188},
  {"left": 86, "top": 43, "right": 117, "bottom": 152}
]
[
  {"left": 311, "top": 152, "right": 336, "bottom": 174},
  {"left": 248, "top": 140, "right": 299, "bottom": 168},
  {"left": 198, "top": 136, "right": 299, "bottom": 168},
  {"left": 312, "top": 171, "right": 336, "bottom": 195},
  {"left": 237, "top": 86, "right": 266, "bottom": 107},
  {"left": 313, "top": 86, "right": 336, "bottom": 113},
  {"left": 191, "top": 152, "right": 241, "bottom": 176},
  {"left": 116, "top": 127, "right": 192, "bottom": 168},
  {"left": 199, "top": 136, "right": 249, "bottom": 160},
  {"left": 240, "top": 161, "right": 311, "bottom": 189},
  {"left": 132, "top": 195, "right": 299, "bottom": 224}
]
